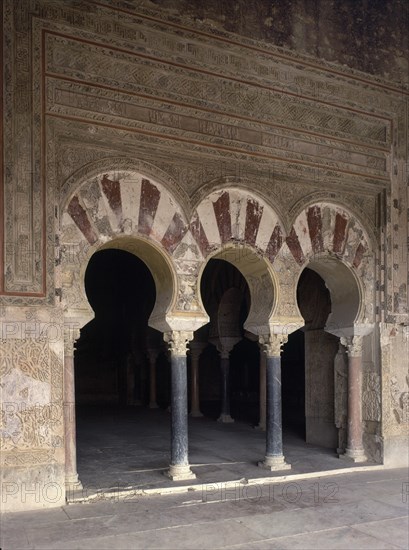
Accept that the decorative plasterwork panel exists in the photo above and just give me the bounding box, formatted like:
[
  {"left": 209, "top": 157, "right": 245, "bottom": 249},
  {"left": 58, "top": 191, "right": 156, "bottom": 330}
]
[
  {"left": 1, "top": 0, "right": 407, "bottom": 323},
  {"left": 0, "top": 336, "right": 64, "bottom": 465}
]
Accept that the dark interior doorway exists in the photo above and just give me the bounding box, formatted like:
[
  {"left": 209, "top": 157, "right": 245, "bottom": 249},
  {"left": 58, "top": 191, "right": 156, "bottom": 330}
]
[
  {"left": 281, "top": 267, "right": 339, "bottom": 448},
  {"left": 75, "top": 248, "right": 159, "bottom": 407},
  {"left": 199, "top": 259, "right": 260, "bottom": 424}
]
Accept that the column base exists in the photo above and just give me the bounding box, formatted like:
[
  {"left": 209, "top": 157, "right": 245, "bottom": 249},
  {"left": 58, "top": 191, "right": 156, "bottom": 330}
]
[
  {"left": 149, "top": 402, "right": 159, "bottom": 409},
  {"left": 258, "top": 455, "right": 291, "bottom": 471},
  {"left": 190, "top": 410, "right": 203, "bottom": 418},
  {"left": 339, "top": 448, "right": 367, "bottom": 463},
  {"left": 217, "top": 414, "right": 234, "bottom": 423},
  {"left": 165, "top": 464, "right": 196, "bottom": 481},
  {"left": 65, "top": 474, "right": 83, "bottom": 490}
]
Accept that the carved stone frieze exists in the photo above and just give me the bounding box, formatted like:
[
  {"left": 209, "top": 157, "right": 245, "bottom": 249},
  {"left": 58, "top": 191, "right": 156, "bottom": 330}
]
[
  {"left": 1, "top": 449, "right": 57, "bottom": 467},
  {"left": 3, "top": 0, "right": 407, "bottom": 324},
  {"left": 45, "top": 73, "right": 388, "bottom": 180}
]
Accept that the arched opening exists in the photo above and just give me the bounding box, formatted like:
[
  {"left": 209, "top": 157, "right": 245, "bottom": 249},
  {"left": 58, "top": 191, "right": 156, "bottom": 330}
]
[
  {"left": 282, "top": 267, "right": 338, "bottom": 447},
  {"left": 197, "top": 259, "right": 260, "bottom": 423},
  {"left": 283, "top": 258, "right": 361, "bottom": 451},
  {"left": 76, "top": 248, "right": 157, "bottom": 405},
  {"left": 308, "top": 257, "right": 361, "bottom": 334},
  {"left": 73, "top": 245, "right": 175, "bottom": 489}
]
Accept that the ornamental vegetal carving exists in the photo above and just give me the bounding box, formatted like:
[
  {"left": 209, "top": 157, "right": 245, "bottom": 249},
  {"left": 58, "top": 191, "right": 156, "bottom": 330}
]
[
  {"left": 363, "top": 372, "right": 381, "bottom": 422},
  {"left": 0, "top": 338, "right": 63, "bottom": 454},
  {"left": 164, "top": 331, "right": 194, "bottom": 356},
  {"left": 176, "top": 276, "right": 201, "bottom": 312},
  {"left": 259, "top": 334, "right": 288, "bottom": 357},
  {"left": 391, "top": 375, "right": 409, "bottom": 424}
]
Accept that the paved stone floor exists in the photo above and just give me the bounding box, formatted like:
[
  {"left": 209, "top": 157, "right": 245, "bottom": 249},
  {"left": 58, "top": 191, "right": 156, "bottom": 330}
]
[
  {"left": 1, "top": 468, "right": 408, "bottom": 549},
  {"left": 72, "top": 405, "right": 377, "bottom": 498},
  {"left": 1, "top": 407, "right": 408, "bottom": 549}
]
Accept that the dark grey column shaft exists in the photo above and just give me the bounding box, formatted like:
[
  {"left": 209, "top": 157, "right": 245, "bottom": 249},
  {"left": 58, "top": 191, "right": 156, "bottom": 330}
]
[
  {"left": 259, "top": 334, "right": 290, "bottom": 471},
  {"left": 170, "top": 355, "right": 189, "bottom": 466},
  {"left": 220, "top": 356, "right": 231, "bottom": 417},
  {"left": 266, "top": 356, "right": 283, "bottom": 457}
]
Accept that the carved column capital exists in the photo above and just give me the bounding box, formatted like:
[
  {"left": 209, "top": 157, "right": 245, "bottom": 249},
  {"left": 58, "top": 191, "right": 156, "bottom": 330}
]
[
  {"left": 219, "top": 347, "right": 230, "bottom": 360},
  {"left": 341, "top": 335, "right": 363, "bottom": 357},
  {"left": 164, "top": 331, "right": 194, "bottom": 356},
  {"left": 259, "top": 334, "right": 288, "bottom": 357},
  {"left": 64, "top": 325, "right": 80, "bottom": 357},
  {"left": 189, "top": 341, "right": 207, "bottom": 357}
]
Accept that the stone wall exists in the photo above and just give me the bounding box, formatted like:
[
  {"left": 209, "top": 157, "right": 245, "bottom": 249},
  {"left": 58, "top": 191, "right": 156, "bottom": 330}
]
[
  {"left": 1, "top": 0, "right": 408, "bottom": 511},
  {"left": 0, "top": 307, "right": 66, "bottom": 511},
  {"left": 380, "top": 324, "right": 409, "bottom": 467},
  {"left": 148, "top": 0, "right": 409, "bottom": 83}
]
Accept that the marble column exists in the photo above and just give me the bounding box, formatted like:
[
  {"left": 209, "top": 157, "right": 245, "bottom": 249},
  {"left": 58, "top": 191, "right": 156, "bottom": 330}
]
[
  {"left": 164, "top": 331, "right": 196, "bottom": 480},
  {"left": 334, "top": 343, "right": 348, "bottom": 454},
  {"left": 256, "top": 347, "right": 267, "bottom": 430},
  {"left": 147, "top": 348, "right": 159, "bottom": 409},
  {"left": 258, "top": 334, "right": 291, "bottom": 471},
  {"left": 64, "top": 326, "right": 82, "bottom": 489},
  {"left": 340, "top": 336, "right": 367, "bottom": 462},
  {"left": 218, "top": 348, "right": 234, "bottom": 423},
  {"left": 189, "top": 342, "right": 206, "bottom": 417}
]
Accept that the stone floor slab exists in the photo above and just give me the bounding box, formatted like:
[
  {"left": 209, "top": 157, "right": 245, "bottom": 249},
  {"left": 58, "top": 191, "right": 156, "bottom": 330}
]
[
  {"left": 351, "top": 516, "right": 409, "bottom": 549},
  {"left": 73, "top": 407, "right": 377, "bottom": 495},
  {"left": 30, "top": 519, "right": 265, "bottom": 550},
  {"left": 222, "top": 526, "right": 402, "bottom": 549}
]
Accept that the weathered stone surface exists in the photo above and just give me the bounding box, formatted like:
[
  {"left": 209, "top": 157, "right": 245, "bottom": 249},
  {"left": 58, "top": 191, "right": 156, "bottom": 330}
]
[
  {"left": 147, "top": 0, "right": 408, "bottom": 83},
  {"left": 1, "top": 0, "right": 408, "bottom": 512}
]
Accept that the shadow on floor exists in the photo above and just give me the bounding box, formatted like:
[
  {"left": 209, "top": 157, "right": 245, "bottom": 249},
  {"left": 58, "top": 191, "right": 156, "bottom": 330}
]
[{"left": 74, "top": 405, "right": 373, "bottom": 496}]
